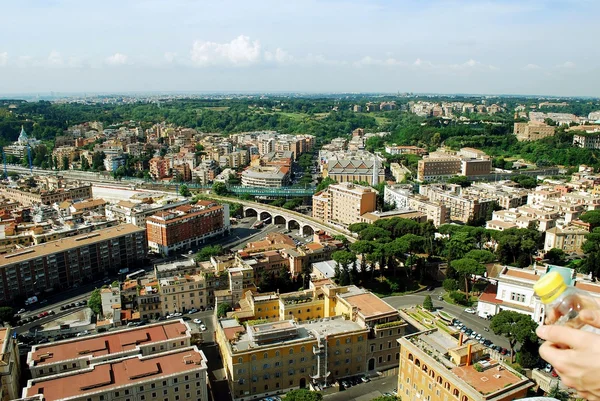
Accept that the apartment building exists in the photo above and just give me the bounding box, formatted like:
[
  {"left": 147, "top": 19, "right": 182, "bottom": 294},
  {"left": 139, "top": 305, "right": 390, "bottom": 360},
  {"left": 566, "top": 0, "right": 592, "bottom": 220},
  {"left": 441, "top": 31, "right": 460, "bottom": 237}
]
[
  {"left": 159, "top": 274, "right": 208, "bottom": 315},
  {"left": 0, "top": 224, "right": 147, "bottom": 303},
  {"left": 573, "top": 133, "right": 600, "bottom": 149},
  {"left": 514, "top": 121, "right": 556, "bottom": 141},
  {"left": 146, "top": 200, "right": 229, "bottom": 256},
  {"left": 105, "top": 197, "right": 189, "bottom": 228},
  {"left": 312, "top": 183, "right": 377, "bottom": 227},
  {"left": 0, "top": 327, "right": 21, "bottom": 401},
  {"left": 384, "top": 145, "right": 427, "bottom": 156},
  {"left": 398, "top": 329, "right": 532, "bottom": 401},
  {"left": 384, "top": 185, "right": 449, "bottom": 227},
  {"left": 19, "top": 346, "right": 208, "bottom": 401},
  {"left": 27, "top": 320, "right": 192, "bottom": 379},
  {"left": 149, "top": 156, "right": 171, "bottom": 179},
  {"left": 417, "top": 155, "right": 462, "bottom": 182},
  {"left": 0, "top": 183, "right": 92, "bottom": 206},
  {"left": 241, "top": 166, "right": 289, "bottom": 188},
  {"left": 419, "top": 184, "right": 493, "bottom": 223},
  {"left": 544, "top": 224, "right": 589, "bottom": 253}
]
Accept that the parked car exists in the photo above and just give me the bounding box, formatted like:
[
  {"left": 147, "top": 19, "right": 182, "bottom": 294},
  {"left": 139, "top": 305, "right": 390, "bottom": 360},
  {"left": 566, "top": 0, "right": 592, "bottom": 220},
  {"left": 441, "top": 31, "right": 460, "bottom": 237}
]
[
  {"left": 199, "top": 324, "right": 207, "bottom": 331},
  {"left": 193, "top": 318, "right": 202, "bottom": 324},
  {"left": 17, "top": 308, "right": 26, "bottom": 314},
  {"left": 500, "top": 348, "right": 509, "bottom": 355},
  {"left": 77, "top": 330, "right": 90, "bottom": 337},
  {"left": 544, "top": 364, "right": 552, "bottom": 373},
  {"left": 187, "top": 308, "right": 198, "bottom": 314},
  {"left": 464, "top": 308, "right": 476, "bottom": 314},
  {"left": 361, "top": 376, "right": 370, "bottom": 383},
  {"left": 475, "top": 334, "right": 482, "bottom": 340},
  {"left": 469, "top": 331, "right": 477, "bottom": 338},
  {"left": 48, "top": 310, "right": 55, "bottom": 315}
]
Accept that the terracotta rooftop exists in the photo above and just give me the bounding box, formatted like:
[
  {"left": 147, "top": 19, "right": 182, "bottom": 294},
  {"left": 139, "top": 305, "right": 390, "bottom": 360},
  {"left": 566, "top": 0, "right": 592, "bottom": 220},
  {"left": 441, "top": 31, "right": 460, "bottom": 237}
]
[
  {"left": 503, "top": 269, "right": 540, "bottom": 282},
  {"left": 451, "top": 361, "right": 525, "bottom": 395},
  {"left": 575, "top": 281, "right": 600, "bottom": 294},
  {"left": 26, "top": 348, "right": 206, "bottom": 401},
  {"left": 343, "top": 292, "right": 397, "bottom": 319},
  {"left": 72, "top": 198, "right": 106, "bottom": 210},
  {"left": 30, "top": 321, "right": 189, "bottom": 366},
  {"left": 479, "top": 284, "right": 502, "bottom": 305}
]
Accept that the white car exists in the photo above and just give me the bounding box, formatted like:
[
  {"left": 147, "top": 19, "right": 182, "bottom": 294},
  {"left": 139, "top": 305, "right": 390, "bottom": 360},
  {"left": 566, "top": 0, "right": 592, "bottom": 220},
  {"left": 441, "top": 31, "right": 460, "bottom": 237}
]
[
  {"left": 464, "top": 308, "right": 476, "bottom": 314},
  {"left": 193, "top": 318, "right": 202, "bottom": 324},
  {"left": 173, "top": 312, "right": 183, "bottom": 317},
  {"left": 17, "top": 308, "right": 26, "bottom": 314},
  {"left": 187, "top": 308, "right": 198, "bottom": 314},
  {"left": 77, "top": 330, "right": 89, "bottom": 337},
  {"left": 199, "top": 324, "right": 207, "bottom": 331}
]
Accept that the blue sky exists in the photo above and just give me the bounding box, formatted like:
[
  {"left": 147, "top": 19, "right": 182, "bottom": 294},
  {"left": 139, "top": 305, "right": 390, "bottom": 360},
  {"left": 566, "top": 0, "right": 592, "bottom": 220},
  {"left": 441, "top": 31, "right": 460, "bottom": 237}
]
[{"left": 1, "top": 0, "right": 598, "bottom": 96}]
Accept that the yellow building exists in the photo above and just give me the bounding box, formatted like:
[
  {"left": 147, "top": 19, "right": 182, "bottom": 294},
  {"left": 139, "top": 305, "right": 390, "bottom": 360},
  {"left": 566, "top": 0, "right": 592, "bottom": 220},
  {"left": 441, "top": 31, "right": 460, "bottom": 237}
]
[
  {"left": 312, "top": 183, "right": 377, "bottom": 227},
  {"left": 398, "top": 329, "right": 532, "bottom": 401},
  {"left": 0, "top": 327, "right": 20, "bottom": 401},
  {"left": 514, "top": 121, "right": 555, "bottom": 141},
  {"left": 216, "top": 317, "right": 369, "bottom": 401},
  {"left": 159, "top": 274, "right": 208, "bottom": 315}
]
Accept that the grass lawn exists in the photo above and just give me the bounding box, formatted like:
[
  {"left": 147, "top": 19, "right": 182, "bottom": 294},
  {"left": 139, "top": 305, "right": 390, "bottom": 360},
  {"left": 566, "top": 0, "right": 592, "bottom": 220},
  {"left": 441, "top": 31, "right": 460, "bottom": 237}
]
[{"left": 442, "top": 293, "right": 479, "bottom": 307}]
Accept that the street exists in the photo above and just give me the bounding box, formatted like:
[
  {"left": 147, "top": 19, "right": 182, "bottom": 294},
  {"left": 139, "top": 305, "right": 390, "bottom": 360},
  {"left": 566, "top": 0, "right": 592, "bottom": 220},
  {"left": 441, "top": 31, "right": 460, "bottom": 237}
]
[
  {"left": 384, "top": 289, "right": 510, "bottom": 350},
  {"left": 324, "top": 374, "right": 397, "bottom": 401}
]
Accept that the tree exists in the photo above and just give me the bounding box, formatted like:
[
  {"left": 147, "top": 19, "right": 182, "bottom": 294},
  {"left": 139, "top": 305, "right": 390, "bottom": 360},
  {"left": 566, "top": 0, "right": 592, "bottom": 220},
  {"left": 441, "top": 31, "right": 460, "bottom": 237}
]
[
  {"left": 62, "top": 155, "right": 69, "bottom": 170},
  {"left": 442, "top": 278, "right": 458, "bottom": 292},
  {"left": 212, "top": 182, "right": 228, "bottom": 196},
  {"left": 81, "top": 156, "right": 90, "bottom": 171},
  {"left": 517, "top": 337, "right": 540, "bottom": 369},
  {"left": 450, "top": 258, "right": 485, "bottom": 300},
  {"left": 88, "top": 289, "right": 102, "bottom": 316},
  {"left": 179, "top": 184, "right": 191, "bottom": 197},
  {"left": 490, "top": 310, "right": 538, "bottom": 362},
  {"left": 447, "top": 175, "right": 471, "bottom": 187},
  {"left": 0, "top": 306, "right": 14, "bottom": 324},
  {"left": 194, "top": 245, "right": 223, "bottom": 262},
  {"left": 464, "top": 249, "right": 496, "bottom": 264},
  {"left": 316, "top": 177, "right": 336, "bottom": 192},
  {"left": 544, "top": 248, "right": 566, "bottom": 265},
  {"left": 423, "top": 295, "right": 434, "bottom": 311},
  {"left": 217, "top": 302, "right": 232, "bottom": 318},
  {"left": 284, "top": 389, "right": 323, "bottom": 401},
  {"left": 371, "top": 397, "right": 399, "bottom": 401},
  {"left": 581, "top": 210, "right": 600, "bottom": 230}
]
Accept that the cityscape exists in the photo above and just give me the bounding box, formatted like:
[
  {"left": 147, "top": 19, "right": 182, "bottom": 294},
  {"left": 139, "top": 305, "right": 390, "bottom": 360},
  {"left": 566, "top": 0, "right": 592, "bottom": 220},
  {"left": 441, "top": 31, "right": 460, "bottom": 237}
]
[{"left": 1, "top": 2, "right": 600, "bottom": 401}]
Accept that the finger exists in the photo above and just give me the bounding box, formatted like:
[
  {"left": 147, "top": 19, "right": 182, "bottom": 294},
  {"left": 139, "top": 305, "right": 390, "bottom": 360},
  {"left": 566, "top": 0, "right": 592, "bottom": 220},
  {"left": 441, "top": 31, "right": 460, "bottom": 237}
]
[
  {"left": 538, "top": 342, "right": 576, "bottom": 373},
  {"left": 536, "top": 325, "right": 592, "bottom": 348},
  {"left": 580, "top": 309, "right": 600, "bottom": 328}
]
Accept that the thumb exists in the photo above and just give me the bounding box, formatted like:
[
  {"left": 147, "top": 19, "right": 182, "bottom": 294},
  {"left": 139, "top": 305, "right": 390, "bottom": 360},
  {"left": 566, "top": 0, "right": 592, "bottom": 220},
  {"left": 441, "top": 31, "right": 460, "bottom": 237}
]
[{"left": 579, "top": 309, "right": 600, "bottom": 328}]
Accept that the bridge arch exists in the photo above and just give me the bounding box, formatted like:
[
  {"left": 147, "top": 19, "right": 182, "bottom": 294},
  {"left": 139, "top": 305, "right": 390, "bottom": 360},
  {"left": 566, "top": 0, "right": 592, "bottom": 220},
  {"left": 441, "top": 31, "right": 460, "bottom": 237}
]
[
  {"left": 244, "top": 208, "right": 258, "bottom": 218},
  {"left": 302, "top": 225, "right": 315, "bottom": 236},
  {"left": 287, "top": 219, "right": 300, "bottom": 231},
  {"left": 259, "top": 211, "right": 272, "bottom": 222},
  {"left": 273, "top": 215, "right": 286, "bottom": 225}
]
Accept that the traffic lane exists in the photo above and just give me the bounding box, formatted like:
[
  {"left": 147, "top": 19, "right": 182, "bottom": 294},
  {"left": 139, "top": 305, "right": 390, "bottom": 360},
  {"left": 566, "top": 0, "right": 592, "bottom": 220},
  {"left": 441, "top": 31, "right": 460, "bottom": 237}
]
[
  {"left": 384, "top": 294, "right": 510, "bottom": 349},
  {"left": 16, "top": 306, "right": 87, "bottom": 335},
  {"left": 324, "top": 375, "right": 397, "bottom": 401},
  {"left": 20, "top": 292, "right": 92, "bottom": 318}
]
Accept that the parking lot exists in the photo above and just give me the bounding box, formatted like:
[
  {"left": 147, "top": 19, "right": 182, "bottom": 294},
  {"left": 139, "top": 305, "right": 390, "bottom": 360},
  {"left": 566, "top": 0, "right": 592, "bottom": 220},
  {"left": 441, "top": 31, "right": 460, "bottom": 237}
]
[
  {"left": 451, "top": 318, "right": 510, "bottom": 357},
  {"left": 324, "top": 374, "right": 398, "bottom": 401}
]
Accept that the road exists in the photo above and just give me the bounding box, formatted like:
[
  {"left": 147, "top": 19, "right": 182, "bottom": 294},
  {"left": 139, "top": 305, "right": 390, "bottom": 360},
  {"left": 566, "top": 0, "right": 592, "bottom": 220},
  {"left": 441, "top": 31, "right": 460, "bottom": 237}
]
[
  {"left": 324, "top": 375, "right": 397, "bottom": 401},
  {"left": 384, "top": 289, "right": 510, "bottom": 350}
]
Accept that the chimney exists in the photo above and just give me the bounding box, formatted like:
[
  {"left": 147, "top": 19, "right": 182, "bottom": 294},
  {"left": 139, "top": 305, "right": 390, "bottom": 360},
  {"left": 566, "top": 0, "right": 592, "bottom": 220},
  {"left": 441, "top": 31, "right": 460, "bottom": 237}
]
[
  {"left": 466, "top": 343, "right": 473, "bottom": 366},
  {"left": 458, "top": 332, "right": 464, "bottom": 346}
]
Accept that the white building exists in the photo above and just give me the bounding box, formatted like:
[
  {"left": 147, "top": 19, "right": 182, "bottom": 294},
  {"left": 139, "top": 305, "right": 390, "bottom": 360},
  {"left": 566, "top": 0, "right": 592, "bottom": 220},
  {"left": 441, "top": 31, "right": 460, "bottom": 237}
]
[
  {"left": 100, "top": 285, "right": 121, "bottom": 319},
  {"left": 477, "top": 265, "right": 600, "bottom": 326}
]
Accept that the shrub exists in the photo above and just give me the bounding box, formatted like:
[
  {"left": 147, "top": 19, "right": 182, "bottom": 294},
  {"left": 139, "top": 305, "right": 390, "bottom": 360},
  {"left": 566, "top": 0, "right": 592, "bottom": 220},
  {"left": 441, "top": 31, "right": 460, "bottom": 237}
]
[{"left": 450, "top": 291, "right": 468, "bottom": 305}]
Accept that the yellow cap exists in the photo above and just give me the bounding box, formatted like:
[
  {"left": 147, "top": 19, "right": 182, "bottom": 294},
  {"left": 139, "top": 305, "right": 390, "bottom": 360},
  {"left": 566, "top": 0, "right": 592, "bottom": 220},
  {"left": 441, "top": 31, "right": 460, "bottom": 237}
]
[{"left": 533, "top": 271, "right": 567, "bottom": 304}]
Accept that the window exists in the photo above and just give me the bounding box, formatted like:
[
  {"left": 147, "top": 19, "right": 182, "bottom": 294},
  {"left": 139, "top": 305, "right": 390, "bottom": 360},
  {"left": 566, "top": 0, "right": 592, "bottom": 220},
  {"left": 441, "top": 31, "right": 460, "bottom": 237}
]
[
  {"left": 336, "top": 339, "right": 340, "bottom": 346},
  {"left": 264, "top": 352, "right": 268, "bottom": 359},
  {"left": 238, "top": 357, "right": 243, "bottom": 364},
  {"left": 289, "top": 348, "right": 294, "bottom": 355}
]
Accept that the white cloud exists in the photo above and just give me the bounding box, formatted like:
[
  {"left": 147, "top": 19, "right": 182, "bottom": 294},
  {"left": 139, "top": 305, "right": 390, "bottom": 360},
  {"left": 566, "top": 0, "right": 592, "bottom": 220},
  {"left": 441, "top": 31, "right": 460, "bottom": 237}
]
[
  {"left": 523, "top": 63, "right": 541, "bottom": 70},
  {"left": 105, "top": 53, "right": 129, "bottom": 66},
  {"left": 0, "top": 52, "right": 7, "bottom": 67},
  {"left": 264, "top": 48, "right": 293, "bottom": 64},
  {"left": 164, "top": 52, "right": 177, "bottom": 63},
  {"left": 190, "top": 35, "right": 261, "bottom": 67},
  {"left": 556, "top": 61, "right": 576, "bottom": 68},
  {"left": 47, "top": 50, "right": 63, "bottom": 66},
  {"left": 354, "top": 56, "right": 406, "bottom": 67}
]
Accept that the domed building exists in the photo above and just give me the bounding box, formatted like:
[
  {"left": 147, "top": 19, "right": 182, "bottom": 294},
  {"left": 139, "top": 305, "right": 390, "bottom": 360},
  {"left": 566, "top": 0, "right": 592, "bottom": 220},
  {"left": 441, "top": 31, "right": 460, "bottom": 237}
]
[{"left": 3, "top": 126, "right": 40, "bottom": 158}]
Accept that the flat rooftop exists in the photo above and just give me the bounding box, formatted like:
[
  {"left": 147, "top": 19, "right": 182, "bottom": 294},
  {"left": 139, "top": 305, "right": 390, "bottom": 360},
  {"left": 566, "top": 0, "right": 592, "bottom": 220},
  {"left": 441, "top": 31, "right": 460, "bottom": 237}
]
[
  {"left": 341, "top": 291, "right": 397, "bottom": 319},
  {"left": 227, "top": 316, "right": 365, "bottom": 352},
  {"left": 25, "top": 347, "right": 207, "bottom": 401},
  {"left": 0, "top": 224, "right": 144, "bottom": 267},
  {"left": 451, "top": 363, "right": 523, "bottom": 395},
  {"left": 30, "top": 321, "right": 189, "bottom": 366}
]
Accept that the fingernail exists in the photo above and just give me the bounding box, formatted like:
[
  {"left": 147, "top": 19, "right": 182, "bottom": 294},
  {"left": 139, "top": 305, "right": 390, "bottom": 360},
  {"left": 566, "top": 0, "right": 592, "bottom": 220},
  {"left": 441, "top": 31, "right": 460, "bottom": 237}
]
[{"left": 536, "top": 326, "right": 548, "bottom": 338}]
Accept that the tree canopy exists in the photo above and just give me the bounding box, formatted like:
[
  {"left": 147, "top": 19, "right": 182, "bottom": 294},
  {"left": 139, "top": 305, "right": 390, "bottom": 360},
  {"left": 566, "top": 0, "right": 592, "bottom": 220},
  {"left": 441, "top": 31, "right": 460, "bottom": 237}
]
[
  {"left": 88, "top": 289, "right": 102, "bottom": 316},
  {"left": 284, "top": 389, "right": 323, "bottom": 401},
  {"left": 490, "top": 310, "right": 538, "bottom": 362}
]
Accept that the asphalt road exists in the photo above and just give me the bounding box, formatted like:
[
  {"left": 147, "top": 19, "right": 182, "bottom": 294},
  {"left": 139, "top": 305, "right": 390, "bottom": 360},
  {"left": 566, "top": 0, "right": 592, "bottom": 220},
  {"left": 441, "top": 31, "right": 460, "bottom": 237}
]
[
  {"left": 384, "top": 289, "right": 510, "bottom": 350},
  {"left": 324, "top": 374, "right": 397, "bottom": 401}
]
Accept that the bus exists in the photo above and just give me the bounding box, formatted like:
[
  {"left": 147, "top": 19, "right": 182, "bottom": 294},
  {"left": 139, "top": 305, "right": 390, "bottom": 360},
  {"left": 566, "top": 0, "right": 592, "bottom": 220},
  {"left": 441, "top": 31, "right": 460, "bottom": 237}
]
[{"left": 126, "top": 269, "right": 145, "bottom": 280}]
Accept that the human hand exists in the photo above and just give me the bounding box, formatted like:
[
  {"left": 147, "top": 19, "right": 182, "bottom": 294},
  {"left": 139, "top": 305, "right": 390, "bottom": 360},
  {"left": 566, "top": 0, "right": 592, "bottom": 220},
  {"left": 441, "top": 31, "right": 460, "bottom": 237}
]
[{"left": 537, "top": 310, "right": 600, "bottom": 400}]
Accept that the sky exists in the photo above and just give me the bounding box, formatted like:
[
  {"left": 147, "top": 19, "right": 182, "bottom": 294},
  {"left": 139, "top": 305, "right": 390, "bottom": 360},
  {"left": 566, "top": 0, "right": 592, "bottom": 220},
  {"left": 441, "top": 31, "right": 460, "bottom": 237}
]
[{"left": 1, "top": 0, "right": 599, "bottom": 96}]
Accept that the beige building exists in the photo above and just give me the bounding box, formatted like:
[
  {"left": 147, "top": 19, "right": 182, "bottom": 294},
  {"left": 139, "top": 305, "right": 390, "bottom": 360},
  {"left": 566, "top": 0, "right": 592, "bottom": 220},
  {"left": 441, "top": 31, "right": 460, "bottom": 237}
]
[
  {"left": 19, "top": 346, "right": 208, "bottom": 401},
  {"left": 312, "top": 183, "right": 377, "bottom": 227},
  {"left": 0, "top": 183, "right": 92, "bottom": 206},
  {"left": 384, "top": 185, "right": 449, "bottom": 227},
  {"left": 419, "top": 184, "right": 494, "bottom": 223},
  {"left": 159, "top": 274, "right": 208, "bottom": 315},
  {"left": 0, "top": 327, "right": 20, "bottom": 401},
  {"left": 417, "top": 155, "right": 462, "bottom": 182},
  {"left": 398, "top": 329, "right": 532, "bottom": 401},
  {"left": 544, "top": 225, "right": 589, "bottom": 253},
  {"left": 514, "top": 121, "right": 555, "bottom": 141}
]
